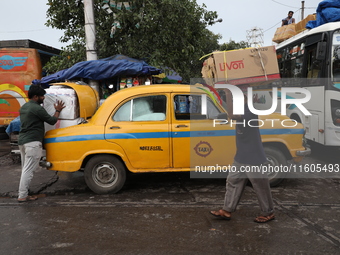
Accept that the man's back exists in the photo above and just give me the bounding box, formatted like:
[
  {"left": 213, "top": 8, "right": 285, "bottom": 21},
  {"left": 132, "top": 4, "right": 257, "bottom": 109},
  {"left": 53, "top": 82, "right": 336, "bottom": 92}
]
[{"left": 19, "top": 100, "right": 57, "bottom": 145}]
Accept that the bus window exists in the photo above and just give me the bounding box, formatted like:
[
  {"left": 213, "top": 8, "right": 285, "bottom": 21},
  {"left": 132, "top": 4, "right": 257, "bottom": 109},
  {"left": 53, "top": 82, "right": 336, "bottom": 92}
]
[
  {"left": 292, "top": 57, "right": 304, "bottom": 78},
  {"left": 333, "top": 47, "right": 340, "bottom": 82},
  {"left": 284, "top": 57, "right": 292, "bottom": 78},
  {"left": 306, "top": 47, "right": 322, "bottom": 80},
  {"left": 279, "top": 42, "right": 305, "bottom": 80},
  {"left": 333, "top": 60, "right": 340, "bottom": 82},
  {"left": 277, "top": 50, "right": 284, "bottom": 77},
  {"left": 287, "top": 44, "right": 304, "bottom": 78},
  {"left": 333, "top": 46, "right": 340, "bottom": 82},
  {"left": 299, "top": 43, "right": 305, "bottom": 56}
]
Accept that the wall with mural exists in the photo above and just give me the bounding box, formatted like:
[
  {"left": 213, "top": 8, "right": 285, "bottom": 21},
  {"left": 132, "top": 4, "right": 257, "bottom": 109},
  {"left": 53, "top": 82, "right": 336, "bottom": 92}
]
[{"left": 0, "top": 48, "right": 42, "bottom": 125}]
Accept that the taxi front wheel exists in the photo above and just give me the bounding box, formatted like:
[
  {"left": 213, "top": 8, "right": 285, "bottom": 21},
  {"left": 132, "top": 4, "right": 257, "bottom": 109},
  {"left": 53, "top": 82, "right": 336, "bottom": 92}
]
[{"left": 84, "top": 155, "right": 127, "bottom": 194}]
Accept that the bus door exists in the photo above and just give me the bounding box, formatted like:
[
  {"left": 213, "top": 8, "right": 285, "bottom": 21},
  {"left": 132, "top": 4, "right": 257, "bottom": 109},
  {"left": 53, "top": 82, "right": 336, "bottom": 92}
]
[{"left": 303, "top": 34, "right": 327, "bottom": 144}]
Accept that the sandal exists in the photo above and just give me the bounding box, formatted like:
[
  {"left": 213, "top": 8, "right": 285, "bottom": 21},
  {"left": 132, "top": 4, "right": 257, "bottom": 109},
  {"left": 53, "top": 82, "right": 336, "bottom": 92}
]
[
  {"left": 210, "top": 209, "right": 231, "bottom": 220},
  {"left": 17, "top": 195, "right": 38, "bottom": 203},
  {"left": 254, "top": 214, "right": 275, "bottom": 223}
]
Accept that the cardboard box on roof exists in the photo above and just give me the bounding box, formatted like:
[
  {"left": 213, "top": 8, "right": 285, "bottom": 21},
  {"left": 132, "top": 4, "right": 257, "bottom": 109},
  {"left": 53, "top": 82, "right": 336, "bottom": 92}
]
[
  {"left": 201, "top": 58, "right": 209, "bottom": 80},
  {"left": 281, "top": 24, "right": 297, "bottom": 41},
  {"left": 273, "top": 26, "right": 286, "bottom": 43},
  {"left": 210, "top": 46, "right": 280, "bottom": 86},
  {"left": 273, "top": 14, "right": 316, "bottom": 43},
  {"left": 296, "top": 14, "right": 316, "bottom": 33},
  {"left": 201, "top": 56, "right": 217, "bottom": 86},
  {"left": 272, "top": 24, "right": 296, "bottom": 43}
]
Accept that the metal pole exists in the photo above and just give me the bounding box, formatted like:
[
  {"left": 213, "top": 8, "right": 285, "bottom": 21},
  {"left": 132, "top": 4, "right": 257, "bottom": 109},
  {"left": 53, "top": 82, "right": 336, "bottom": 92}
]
[
  {"left": 84, "top": 0, "right": 98, "bottom": 61},
  {"left": 83, "top": 0, "right": 100, "bottom": 93},
  {"left": 301, "top": 1, "right": 305, "bottom": 20}
]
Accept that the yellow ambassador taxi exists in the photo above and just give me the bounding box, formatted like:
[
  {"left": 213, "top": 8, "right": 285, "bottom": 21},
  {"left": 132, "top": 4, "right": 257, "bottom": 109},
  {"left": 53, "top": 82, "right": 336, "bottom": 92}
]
[{"left": 43, "top": 84, "right": 310, "bottom": 194}]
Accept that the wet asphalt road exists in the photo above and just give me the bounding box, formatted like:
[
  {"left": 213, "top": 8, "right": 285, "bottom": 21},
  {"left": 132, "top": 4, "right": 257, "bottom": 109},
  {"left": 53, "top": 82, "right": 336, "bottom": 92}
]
[{"left": 0, "top": 139, "right": 340, "bottom": 255}]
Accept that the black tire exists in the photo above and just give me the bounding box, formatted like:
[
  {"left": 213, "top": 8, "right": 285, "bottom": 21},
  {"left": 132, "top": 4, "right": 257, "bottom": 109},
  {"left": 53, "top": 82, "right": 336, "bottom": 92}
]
[
  {"left": 0, "top": 127, "right": 9, "bottom": 140},
  {"left": 290, "top": 114, "right": 302, "bottom": 123},
  {"left": 0, "top": 132, "right": 9, "bottom": 140},
  {"left": 263, "top": 146, "right": 287, "bottom": 187},
  {"left": 84, "top": 155, "right": 127, "bottom": 194}
]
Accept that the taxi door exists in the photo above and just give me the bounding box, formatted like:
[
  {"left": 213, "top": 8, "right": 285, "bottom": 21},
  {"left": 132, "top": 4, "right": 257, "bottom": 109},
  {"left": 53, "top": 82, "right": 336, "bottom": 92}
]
[
  {"left": 171, "top": 93, "right": 236, "bottom": 170},
  {"left": 104, "top": 94, "right": 170, "bottom": 169}
]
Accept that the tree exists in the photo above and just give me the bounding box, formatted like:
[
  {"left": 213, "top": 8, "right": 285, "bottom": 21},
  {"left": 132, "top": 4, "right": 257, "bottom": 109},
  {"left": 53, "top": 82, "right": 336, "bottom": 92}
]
[
  {"left": 45, "top": 0, "right": 221, "bottom": 81},
  {"left": 219, "top": 39, "right": 251, "bottom": 51}
]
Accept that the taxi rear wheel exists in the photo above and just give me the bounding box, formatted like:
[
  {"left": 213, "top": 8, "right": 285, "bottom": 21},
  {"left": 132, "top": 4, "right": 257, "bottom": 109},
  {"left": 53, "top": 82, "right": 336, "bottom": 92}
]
[
  {"left": 84, "top": 155, "right": 126, "bottom": 194},
  {"left": 264, "top": 146, "right": 287, "bottom": 187}
]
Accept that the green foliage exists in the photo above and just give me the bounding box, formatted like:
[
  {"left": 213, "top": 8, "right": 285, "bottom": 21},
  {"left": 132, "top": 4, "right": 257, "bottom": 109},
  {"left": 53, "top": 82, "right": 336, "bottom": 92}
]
[
  {"left": 44, "top": 39, "right": 86, "bottom": 75},
  {"left": 45, "top": 0, "right": 222, "bottom": 81},
  {"left": 219, "top": 39, "right": 251, "bottom": 51}
]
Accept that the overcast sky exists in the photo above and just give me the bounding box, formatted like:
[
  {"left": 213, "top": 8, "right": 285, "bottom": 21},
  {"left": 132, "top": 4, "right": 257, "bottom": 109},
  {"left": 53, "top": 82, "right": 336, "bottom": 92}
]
[
  {"left": 197, "top": 0, "right": 321, "bottom": 46},
  {"left": 0, "top": 0, "right": 66, "bottom": 49},
  {"left": 0, "top": 0, "right": 322, "bottom": 50}
]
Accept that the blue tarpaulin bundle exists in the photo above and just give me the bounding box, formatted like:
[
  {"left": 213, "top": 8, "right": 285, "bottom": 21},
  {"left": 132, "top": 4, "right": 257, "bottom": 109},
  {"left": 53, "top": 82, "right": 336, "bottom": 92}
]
[
  {"left": 306, "top": 0, "right": 340, "bottom": 29},
  {"left": 34, "top": 54, "right": 162, "bottom": 87},
  {"left": 5, "top": 116, "right": 20, "bottom": 134}
]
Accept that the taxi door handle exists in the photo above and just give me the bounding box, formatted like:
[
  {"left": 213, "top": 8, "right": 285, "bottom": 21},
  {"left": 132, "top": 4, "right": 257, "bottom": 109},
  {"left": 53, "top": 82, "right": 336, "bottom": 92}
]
[
  {"left": 110, "top": 126, "right": 121, "bottom": 129},
  {"left": 176, "top": 125, "right": 188, "bottom": 128}
]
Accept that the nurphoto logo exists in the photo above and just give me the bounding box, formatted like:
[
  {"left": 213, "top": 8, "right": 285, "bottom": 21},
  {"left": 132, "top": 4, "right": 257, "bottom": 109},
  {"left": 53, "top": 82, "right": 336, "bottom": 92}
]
[{"left": 214, "top": 84, "right": 312, "bottom": 116}]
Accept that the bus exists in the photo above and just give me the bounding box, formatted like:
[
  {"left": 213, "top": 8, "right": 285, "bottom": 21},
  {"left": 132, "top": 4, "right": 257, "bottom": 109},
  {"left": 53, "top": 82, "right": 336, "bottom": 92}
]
[
  {"left": 0, "top": 40, "right": 60, "bottom": 138},
  {"left": 252, "top": 22, "right": 340, "bottom": 147}
]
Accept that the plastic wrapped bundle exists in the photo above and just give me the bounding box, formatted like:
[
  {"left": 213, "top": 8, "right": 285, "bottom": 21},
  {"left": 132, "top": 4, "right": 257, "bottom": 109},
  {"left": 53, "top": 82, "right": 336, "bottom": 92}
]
[{"left": 44, "top": 86, "right": 79, "bottom": 120}]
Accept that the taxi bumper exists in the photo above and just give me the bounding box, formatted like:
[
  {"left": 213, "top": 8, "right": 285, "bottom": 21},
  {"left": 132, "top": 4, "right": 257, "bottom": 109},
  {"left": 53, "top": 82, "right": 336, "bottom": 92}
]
[{"left": 296, "top": 147, "right": 311, "bottom": 156}]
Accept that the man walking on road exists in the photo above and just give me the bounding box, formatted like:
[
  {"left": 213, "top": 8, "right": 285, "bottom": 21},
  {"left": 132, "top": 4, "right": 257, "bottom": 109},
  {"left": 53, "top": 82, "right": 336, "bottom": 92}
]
[
  {"left": 210, "top": 85, "right": 275, "bottom": 223},
  {"left": 17, "top": 85, "right": 65, "bottom": 202}
]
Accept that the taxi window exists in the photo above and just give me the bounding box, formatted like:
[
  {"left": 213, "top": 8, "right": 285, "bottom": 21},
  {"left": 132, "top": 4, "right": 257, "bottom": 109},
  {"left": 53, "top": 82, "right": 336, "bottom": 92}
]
[
  {"left": 174, "top": 94, "right": 222, "bottom": 120},
  {"left": 113, "top": 95, "right": 166, "bottom": 122}
]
